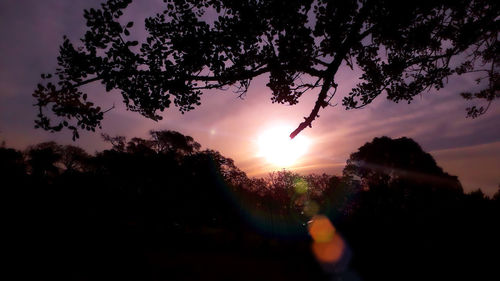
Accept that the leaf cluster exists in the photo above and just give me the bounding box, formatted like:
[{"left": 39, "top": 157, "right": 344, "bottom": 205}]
[{"left": 34, "top": 0, "right": 499, "bottom": 139}]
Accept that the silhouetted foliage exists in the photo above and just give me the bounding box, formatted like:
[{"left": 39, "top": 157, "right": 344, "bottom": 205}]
[
  {"left": 0, "top": 147, "right": 26, "bottom": 180},
  {"left": 344, "top": 136, "right": 463, "bottom": 192},
  {"left": 4, "top": 133, "right": 500, "bottom": 280},
  {"left": 494, "top": 184, "right": 500, "bottom": 201},
  {"left": 150, "top": 129, "right": 201, "bottom": 155},
  {"left": 60, "top": 144, "right": 92, "bottom": 172},
  {"left": 26, "top": 141, "right": 62, "bottom": 178},
  {"left": 34, "top": 0, "right": 499, "bottom": 139}
]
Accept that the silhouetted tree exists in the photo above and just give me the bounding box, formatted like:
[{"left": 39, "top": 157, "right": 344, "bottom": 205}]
[
  {"left": 102, "top": 130, "right": 201, "bottom": 158},
  {"left": 320, "top": 175, "right": 361, "bottom": 218},
  {"left": 33, "top": 0, "right": 499, "bottom": 139},
  {"left": 101, "top": 133, "right": 126, "bottom": 151},
  {"left": 26, "top": 141, "right": 62, "bottom": 178},
  {"left": 344, "top": 136, "right": 462, "bottom": 192},
  {"left": 334, "top": 137, "right": 500, "bottom": 281},
  {"left": 150, "top": 130, "right": 201, "bottom": 156},
  {"left": 125, "top": 137, "right": 155, "bottom": 155},
  {"left": 60, "top": 145, "right": 91, "bottom": 172},
  {"left": 305, "top": 173, "right": 332, "bottom": 197},
  {"left": 194, "top": 149, "right": 247, "bottom": 187},
  {"left": 468, "top": 188, "right": 487, "bottom": 201},
  {"left": 0, "top": 147, "right": 26, "bottom": 180},
  {"left": 494, "top": 184, "right": 500, "bottom": 201}
]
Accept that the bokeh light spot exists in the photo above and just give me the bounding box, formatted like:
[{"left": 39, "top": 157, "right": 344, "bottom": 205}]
[
  {"left": 294, "top": 178, "right": 308, "bottom": 194},
  {"left": 308, "top": 215, "right": 336, "bottom": 243},
  {"left": 311, "top": 234, "right": 345, "bottom": 263},
  {"left": 308, "top": 215, "right": 346, "bottom": 265}
]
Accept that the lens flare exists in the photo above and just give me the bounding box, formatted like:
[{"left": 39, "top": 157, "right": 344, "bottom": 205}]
[
  {"left": 294, "top": 178, "right": 309, "bottom": 194},
  {"left": 311, "top": 234, "right": 345, "bottom": 264},
  {"left": 308, "top": 215, "right": 336, "bottom": 243},
  {"left": 308, "top": 215, "right": 346, "bottom": 265}
]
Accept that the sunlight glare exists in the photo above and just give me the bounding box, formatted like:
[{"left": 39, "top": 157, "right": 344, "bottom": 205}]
[{"left": 257, "top": 126, "right": 311, "bottom": 167}]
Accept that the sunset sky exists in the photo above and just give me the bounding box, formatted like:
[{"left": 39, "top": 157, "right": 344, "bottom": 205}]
[{"left": 1, "top": 0, "right": 499, "bottom": 195}]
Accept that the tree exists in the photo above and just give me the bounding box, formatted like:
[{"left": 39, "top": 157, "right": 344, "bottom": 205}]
[
  {"left": 26, "top": 142, "right": 63, "bottom": 178},
  {"left": 102, "top": 129, "right": 201, "bottom": 156},
  {"left": 344, "top": 136, "right": 462, "bottom": 191},
  {"left": 493, "top": 184, "right": 500, "bottom": 201},
  {"left": 0, "top": 147, "right": 26, "bottom": 179},
  {"left": 304, "top": 173, "right": 331, "bottom": 197},
  {"left": 60, "top": 145, "right": 91, "bottom": 172},
  {"left": 125, "top": 137, "right": 155, "bottom": 155},
  {"left": 150, "top": 130, "right": 201, "bottom": 155},
  {"left": 101, "top": 133, "right": 127, "bottom": 151},
  {"left": 34, "top": 0, "right": 499, "bottom": 139}
]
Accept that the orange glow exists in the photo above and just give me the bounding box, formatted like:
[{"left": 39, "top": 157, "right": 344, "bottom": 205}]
[
  {"left": 311, "top": 235, "right": 345, "bottom": 263},
  {"left": 308, "top": 215, "right": 336, "bottom": 243},
  {"left": 308, "top": 215, "right": 345, "bottom": 264}
]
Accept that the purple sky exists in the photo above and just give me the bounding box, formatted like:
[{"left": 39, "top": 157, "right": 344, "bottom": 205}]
[{"left": 1, "top": 0, "right": 499, "bottom": 195}]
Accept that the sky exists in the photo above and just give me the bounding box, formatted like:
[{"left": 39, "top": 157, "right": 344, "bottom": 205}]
[{"left": 0, "top": 0, "right": 499, "bottom": 195}]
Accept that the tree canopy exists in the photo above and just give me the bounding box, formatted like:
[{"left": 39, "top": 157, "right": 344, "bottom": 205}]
[
  {"left": 34, "top": 0, "right": 499, "bottom": 139},
  {"left": 344, "top": 136, "right": 462, "bottom": 191}
]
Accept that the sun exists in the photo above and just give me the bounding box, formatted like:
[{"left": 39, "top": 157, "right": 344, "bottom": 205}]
[{"left": 257, "top": 125, "right": 311, "bottom": 167}]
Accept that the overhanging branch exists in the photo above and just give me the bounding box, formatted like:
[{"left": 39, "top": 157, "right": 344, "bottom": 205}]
[{"left": 289, "top": 76, "right": 332, "bottom": 139}]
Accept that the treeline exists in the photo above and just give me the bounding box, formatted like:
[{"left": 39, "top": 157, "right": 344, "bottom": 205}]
[{"left": 2, "top": 132, "right": 499, "bottom": 281}]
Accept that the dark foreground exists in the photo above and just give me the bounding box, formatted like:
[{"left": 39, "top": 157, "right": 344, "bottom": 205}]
[{"left": 3, "top": 136, "right": 500, "bottom": 280}]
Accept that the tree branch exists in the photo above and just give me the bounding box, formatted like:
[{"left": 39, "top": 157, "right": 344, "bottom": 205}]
[
  {"left": 289, "top": 76, "right": 332, "bottom": 139},
  {"left": 289, "top": 3, "right": 373, "bottom": 139},
  {"left": 188, "top": 66, "right": 269, "bottom": 82}
]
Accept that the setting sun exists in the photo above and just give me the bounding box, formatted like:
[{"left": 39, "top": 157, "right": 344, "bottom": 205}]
[{"left": 257, "top": 126, "right": 311, "bottom": 167}]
